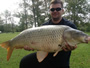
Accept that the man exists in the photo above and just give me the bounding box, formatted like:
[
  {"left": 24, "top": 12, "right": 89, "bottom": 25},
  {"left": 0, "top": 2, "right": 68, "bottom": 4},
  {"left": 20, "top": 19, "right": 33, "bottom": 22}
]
[{"left": 20, "top": 0, "right": 77, "bottom": 68}]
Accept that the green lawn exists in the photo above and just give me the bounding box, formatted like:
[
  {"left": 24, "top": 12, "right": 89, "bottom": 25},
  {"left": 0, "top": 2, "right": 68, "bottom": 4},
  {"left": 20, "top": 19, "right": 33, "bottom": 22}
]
[
  {"left": 70, "top": 44, "right": 90, "bottom": 68},
  {"left": 0, "top": 32, "right": 90, "bottom": 68},
  {"left": 0, "top": 32, "right": 34, "bottom": 68}
]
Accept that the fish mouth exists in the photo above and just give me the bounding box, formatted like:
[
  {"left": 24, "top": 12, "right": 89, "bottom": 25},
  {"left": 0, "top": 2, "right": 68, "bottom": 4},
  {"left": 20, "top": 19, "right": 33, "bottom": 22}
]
[
  {"left": 85, "top": 36, "right": 90, "bottom": 43},
  {"left": 87, "top": 36, "right": 90, "bottom": 43}
]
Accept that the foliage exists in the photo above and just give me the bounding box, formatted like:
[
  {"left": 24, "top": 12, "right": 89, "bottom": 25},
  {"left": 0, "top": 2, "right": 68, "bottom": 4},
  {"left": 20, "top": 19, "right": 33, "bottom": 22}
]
[{"left": 65, "top": 0, "right": 89, "bottom": 30}]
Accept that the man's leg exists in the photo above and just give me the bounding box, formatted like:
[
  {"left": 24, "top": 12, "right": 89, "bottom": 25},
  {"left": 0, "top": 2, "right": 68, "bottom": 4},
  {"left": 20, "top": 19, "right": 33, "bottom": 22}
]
[
  {"left": 19, "top": 52, "right": 70, "bottom": 68},
  {"left": 20, "top": 52, "right": 39, "bottom": 68},
  {"left": 19, "top": 52, "right": 54, "bottom": 68}
]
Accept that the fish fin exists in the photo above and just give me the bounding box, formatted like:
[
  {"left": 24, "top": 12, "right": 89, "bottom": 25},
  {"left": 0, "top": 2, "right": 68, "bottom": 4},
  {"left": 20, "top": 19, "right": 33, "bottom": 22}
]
[
  {"left": 0, "top": 41, "right": 10, "bottom": 49},
  {"left": 88, "top": 37, "right": 90, "bottom": 43},
  {"left": 0, "top": 41, "right": 14, "bottom": 61},
  {"left": 53, "top": 50, "right": 59, "bottom": 57},
  {"left": 53, "top": 46, "right": 63, "bottom": 57},
  {"left": 7, "top": 47, "right": 14, "bottom": 61},
  {"left": 36, "top": 51, "right": 48, "bottom": 62}
]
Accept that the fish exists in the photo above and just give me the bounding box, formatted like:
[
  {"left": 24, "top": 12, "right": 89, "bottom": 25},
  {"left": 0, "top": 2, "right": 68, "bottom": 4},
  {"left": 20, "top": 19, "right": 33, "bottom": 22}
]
[{"left": 0, "top": 25, "right": 90, "bottom": 62}]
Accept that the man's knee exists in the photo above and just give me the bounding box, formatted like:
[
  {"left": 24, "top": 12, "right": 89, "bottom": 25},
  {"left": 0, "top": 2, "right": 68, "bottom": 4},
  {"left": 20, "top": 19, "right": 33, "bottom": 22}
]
[
  {"left": 19, "top": 58, "right": 25, "bottom": 68},
  {"left": 19, "top": 53, "right": 37, "bottom": 68}
]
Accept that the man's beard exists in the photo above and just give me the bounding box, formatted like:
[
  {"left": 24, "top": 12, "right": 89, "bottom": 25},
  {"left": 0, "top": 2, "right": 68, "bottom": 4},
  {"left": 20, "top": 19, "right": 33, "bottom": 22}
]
[{"left": 52, "top": 17, "right": 60, "bottom": 21}]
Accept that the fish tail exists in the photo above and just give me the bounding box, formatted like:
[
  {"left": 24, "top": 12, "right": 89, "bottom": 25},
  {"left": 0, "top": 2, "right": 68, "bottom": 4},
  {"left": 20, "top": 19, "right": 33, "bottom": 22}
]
[{"left": 0, "top": 40, "right": 14, "bottom": 61}]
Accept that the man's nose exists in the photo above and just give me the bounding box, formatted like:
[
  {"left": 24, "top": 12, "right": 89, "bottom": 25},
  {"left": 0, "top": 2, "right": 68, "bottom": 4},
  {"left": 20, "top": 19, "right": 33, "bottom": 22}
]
[{"left": 53, "top": 10, "right": 57, "bottom": 12}]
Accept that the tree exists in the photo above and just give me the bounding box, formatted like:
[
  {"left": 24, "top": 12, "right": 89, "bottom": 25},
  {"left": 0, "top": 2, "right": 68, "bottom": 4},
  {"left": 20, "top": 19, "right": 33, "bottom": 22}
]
[
  {"left": 2, "top": 10, "right": 11, "bottom": 32},
  {"left": 65, "top": 0, "right": 89, "bottom": 30},
  {"left": 14, "top": 0, "right": 51, "bottom": 28},
  {"left": 0, "top": 10, "right": 17, "bottom": 32},
  {"left": 0, "top": 16, "right": 4, "bottom": 32},
  {"left": 0, "top": 16, "right": 3, "bottom": 25},
  {"left": 9, "top": 16, "right": 15, "bottom": 33},
  {"left": 19, "top": 0, "right": 30, "bottom": 29},
  {"left": 30, "top": 0, "right": 51, "bottom": 26}
]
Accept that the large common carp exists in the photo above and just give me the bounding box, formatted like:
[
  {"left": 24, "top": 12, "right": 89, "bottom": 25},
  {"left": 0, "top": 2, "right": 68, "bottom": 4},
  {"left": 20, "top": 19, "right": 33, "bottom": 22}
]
[{"left": 0, "top": 25, "right": 90, "bottom": 62}]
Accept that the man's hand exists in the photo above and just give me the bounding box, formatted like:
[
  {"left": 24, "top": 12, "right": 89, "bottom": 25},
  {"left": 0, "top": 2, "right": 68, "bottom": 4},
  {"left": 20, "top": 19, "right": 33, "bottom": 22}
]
[
  {"left": 62, "top": 43, "right": 77, "bottom": 51},
  {"left": 24, "top": 46, "right": 34, "bottom": 51}
]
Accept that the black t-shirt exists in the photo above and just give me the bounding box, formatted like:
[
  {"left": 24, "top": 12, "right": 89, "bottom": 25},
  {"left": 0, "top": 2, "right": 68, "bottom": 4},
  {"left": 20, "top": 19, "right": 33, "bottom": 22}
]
[{"left": 42, "top": 18, "right": 77, "bottom": 67}]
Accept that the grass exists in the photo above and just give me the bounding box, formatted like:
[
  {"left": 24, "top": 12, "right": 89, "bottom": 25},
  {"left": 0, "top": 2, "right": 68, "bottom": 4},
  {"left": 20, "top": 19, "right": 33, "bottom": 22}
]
[
  {"left": 0, "top": 32, "right": 34, "bottom": 68},
  {"left": 0, "top": 32, "right": 90, "bottom": 68},
  {"left": 70, "top": 44, "right": 90, "bottom": 68}
]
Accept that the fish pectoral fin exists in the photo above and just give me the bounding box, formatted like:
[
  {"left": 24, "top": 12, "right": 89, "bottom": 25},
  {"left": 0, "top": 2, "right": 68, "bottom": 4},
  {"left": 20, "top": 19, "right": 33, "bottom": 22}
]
[
  {"left": 36, "top": 51, "right": 48, "bottom": 62},
  {"left": 53, "top": 46, "right": 63, "bottom": 57},
  {"left": 53, "top": 50, "right": 59, "bottom": 57},
  {"left": 53, "top": 48, "right": 62, "bottom": 57}
]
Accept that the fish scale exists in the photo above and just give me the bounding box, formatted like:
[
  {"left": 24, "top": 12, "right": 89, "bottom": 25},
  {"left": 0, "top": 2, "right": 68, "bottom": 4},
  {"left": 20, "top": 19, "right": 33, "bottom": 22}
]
[{"left": 25, "top": 26, "right": 67, "bottom": 51}]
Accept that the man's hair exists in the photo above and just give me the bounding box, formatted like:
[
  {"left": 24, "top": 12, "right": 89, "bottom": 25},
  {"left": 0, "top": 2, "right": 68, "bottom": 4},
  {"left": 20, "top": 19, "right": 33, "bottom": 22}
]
[{"left": 50, "top": 0, "right": 63, "bottom": 8}]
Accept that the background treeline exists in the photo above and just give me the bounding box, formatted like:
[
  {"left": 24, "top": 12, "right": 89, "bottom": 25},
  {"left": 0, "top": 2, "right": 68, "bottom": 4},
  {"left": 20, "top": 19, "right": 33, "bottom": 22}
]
[{"left": 0, "top": 0, "right": 90, "bottom": 33}]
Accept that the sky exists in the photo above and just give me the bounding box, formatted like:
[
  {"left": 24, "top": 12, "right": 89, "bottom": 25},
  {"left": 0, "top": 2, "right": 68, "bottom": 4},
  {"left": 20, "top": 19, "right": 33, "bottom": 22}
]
[{"left": 0, "top": 0, "right": 22, "bottom": 13}]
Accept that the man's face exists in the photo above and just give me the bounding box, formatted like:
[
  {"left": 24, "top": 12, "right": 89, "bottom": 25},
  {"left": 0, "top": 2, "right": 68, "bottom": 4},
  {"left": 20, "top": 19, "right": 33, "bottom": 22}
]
[{"left": 50, "top": 4, "right": 64, "bottom": 20}]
